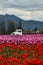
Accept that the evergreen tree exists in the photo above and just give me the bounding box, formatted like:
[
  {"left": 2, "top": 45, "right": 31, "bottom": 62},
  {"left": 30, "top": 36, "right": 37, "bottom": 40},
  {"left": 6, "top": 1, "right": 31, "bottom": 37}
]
[
  {"left": 33, "top": 26, "right": 38, "bottom": 31},
  {"left": 18, "top": 20, "right": 22, "bottom": 29},
  {"left": 0, "top": 20, "right": 6, "bottom": 34},
  {"left": 7, "top": 20, "right": 15, "bottom": 34}
]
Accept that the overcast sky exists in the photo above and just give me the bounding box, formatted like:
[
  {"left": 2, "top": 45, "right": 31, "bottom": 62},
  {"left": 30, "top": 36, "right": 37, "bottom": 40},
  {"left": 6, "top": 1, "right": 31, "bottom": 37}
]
[{"left": 0, "top": 0, "right": 43, "bottom": 21}]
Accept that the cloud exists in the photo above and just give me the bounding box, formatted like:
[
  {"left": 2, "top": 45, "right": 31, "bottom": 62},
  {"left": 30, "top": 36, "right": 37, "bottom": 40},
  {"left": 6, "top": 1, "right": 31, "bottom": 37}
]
[
  {"left": 0, "top": 0, "right": 43, "bottom": 21},
  {"left": 6, "top": 8, "right": 32, "bottom": 20},
  {"left": 0, "top": 0, "right": 43, "bottom": 10},
  {"left": 0, "top": 8, "right": 43, "bottom": 21}
]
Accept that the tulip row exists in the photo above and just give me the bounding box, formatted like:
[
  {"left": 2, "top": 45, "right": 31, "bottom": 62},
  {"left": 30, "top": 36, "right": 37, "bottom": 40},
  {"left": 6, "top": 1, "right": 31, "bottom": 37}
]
[
  {"left": 0, "top": 43, "right": 43, "bottom": 65},
  {"left": 0, "top": 34, "right": 43, "bottom": 44}
]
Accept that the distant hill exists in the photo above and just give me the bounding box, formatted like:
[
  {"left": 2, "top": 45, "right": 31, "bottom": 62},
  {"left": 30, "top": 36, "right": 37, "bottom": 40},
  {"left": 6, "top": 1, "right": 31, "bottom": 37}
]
[
  {"left": 0, "top": 14, "right": 43, "bottom": 32},
  {"left": 22, "top": 20, "right": 43, "bottom": 30}
]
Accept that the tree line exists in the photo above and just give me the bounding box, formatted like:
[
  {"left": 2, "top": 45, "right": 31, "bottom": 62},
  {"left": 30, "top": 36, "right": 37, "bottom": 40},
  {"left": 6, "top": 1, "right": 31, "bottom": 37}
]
[
  {"left": 0, "top": 19, "right": 22, "bottom": 34},
  {"left": 0, "top": 19, "right": 43, "bottom": 34},
  {"left": 0, "top": 20, "right": 15, "bottom": 34}
]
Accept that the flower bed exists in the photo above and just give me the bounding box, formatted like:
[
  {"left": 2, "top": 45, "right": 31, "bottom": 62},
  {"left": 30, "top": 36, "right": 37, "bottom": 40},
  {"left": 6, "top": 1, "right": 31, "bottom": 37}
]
[
  {"left": 0, "top": 34, "right": 43, "bottom": 44},
  {"left": 0, "top": 43, "right": 43, "bottom": 65},
  {"left": 0, "top": 34, "right": 43, "bottom": 65}
]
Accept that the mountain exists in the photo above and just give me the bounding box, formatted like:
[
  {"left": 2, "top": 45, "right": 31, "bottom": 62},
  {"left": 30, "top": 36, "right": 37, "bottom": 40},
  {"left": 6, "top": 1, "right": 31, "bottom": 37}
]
[
  {"left": 0, "top": 14, "right": 43, "bottom": 31},
  {"left": 0, "top": 14, "right": 23, "bottom": 31},
  {"left": 22, "top": 20, "right": 43, "bottom": 30}
]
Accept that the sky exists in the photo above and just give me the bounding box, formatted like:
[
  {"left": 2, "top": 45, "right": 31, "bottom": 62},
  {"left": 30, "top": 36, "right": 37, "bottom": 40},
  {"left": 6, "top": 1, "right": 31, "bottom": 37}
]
[{"left": 0, "top": 0, "right": 43, "bottom": 21}]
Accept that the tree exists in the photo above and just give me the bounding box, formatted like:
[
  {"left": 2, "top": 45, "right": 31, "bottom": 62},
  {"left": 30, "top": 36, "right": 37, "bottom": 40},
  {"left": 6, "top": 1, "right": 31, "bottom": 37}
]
[
  {"left": 33, "top": 26, "right": 38, "bottom": 31},
  {"left": 0, "top": 20, "right": 6, "bottom": 34},
  {"left": 7, "top": 20, "right": 15, "bottom": 34},
  {"left": 18, "top": 20, "right": 22, "bottom": 29}
]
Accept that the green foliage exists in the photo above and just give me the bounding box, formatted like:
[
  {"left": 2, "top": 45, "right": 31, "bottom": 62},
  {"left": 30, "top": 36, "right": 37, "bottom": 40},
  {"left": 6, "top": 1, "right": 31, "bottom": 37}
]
[
  {"left": 33, "top": 26, "right": 38, "bottom": 31},
  {"left": 18, "top": 20, "right": 22, "bottom": 29},
  {"left": 7, "top": 20, "right": 15, "bottom": 34},
  {"left": 0, "top": 20, "right": 6, "bottom": 34}
]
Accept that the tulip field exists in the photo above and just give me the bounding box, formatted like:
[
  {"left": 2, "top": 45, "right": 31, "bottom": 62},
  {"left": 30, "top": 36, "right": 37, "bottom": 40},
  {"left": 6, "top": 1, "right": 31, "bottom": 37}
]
[{"left": 0, "top": 34, "right": 43, "bottom": 65}]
